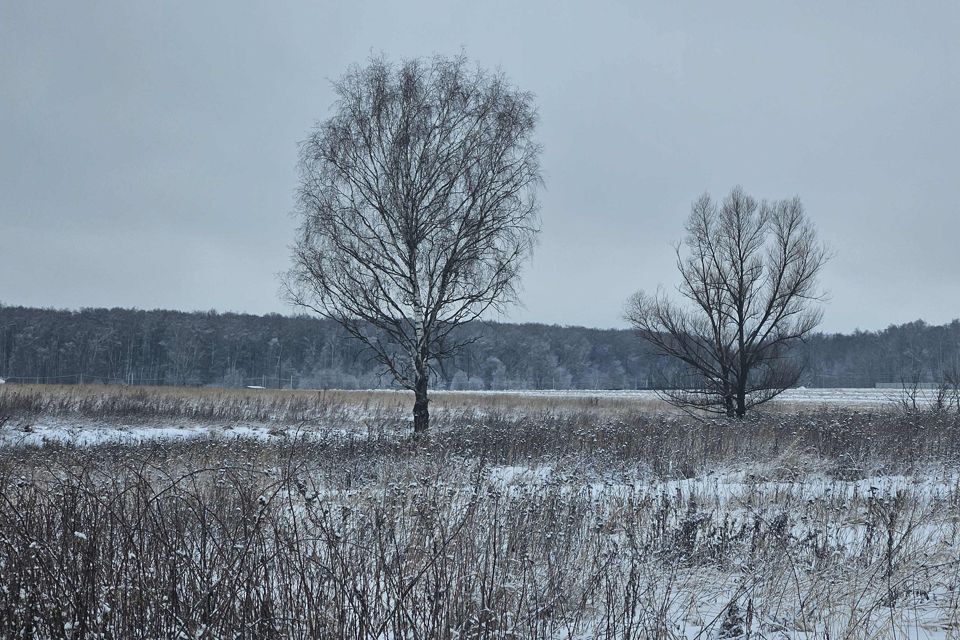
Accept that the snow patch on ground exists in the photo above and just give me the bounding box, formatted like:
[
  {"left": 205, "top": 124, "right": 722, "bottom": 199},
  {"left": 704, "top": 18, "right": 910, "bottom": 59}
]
[
  {"left": 439, "top": 387, "right": 925, "bottom": 406},
  {"left": 0, "top": 417, "right": 355, "bottom": 448}
]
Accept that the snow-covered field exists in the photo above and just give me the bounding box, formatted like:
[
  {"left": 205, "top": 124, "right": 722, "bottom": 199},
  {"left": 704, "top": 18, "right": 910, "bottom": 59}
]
[
  {"left": 1, "top": 387, "right": 958, "bottom": 637},
  {"left": 442, "top": 386, "right": 927, "bottom": 406},
  {"left": 0, "top": 417, "right": 343, "bottom": 448},
  {"left": 482, "top": 463, "right": 960, "bottom": 638},
  {"left": 0, "top": 387, "right": 923, "bottom": 450},
  {"left": 0, "top": 389, "right": 932, "bottom": 447}
]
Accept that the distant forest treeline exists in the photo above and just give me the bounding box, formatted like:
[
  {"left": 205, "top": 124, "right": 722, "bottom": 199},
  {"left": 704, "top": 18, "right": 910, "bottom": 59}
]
[{"left": 1, "top": 305, "right": 958, "bottom": 390}]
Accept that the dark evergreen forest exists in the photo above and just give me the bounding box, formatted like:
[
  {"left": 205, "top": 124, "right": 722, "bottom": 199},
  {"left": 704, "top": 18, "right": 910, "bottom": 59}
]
[{"left": 1, "top": 305, "right": 957, "bottom": 390}]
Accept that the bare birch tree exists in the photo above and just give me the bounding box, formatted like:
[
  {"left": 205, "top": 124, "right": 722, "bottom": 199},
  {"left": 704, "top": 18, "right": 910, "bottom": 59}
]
[
  {"left": 625, "top": 187, "right": 829, "bottom": 417},
  {"left": 285, "top": 55, "right": 542, "bottom": 432}
]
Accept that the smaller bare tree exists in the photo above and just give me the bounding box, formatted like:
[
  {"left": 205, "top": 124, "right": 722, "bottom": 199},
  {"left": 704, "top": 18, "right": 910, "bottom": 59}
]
[
  {"left": 285, "top": 55, "right": 541, "bottom": 432},
  {"left": 625, "top": 187, "right": 829, "bottom": 417}
]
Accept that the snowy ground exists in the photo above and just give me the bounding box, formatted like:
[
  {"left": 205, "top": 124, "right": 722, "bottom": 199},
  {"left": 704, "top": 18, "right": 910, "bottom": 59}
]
[
  {"left": 0, "top": 387, "right": 922, "bottom": 450},
  {"left": 440, "top": 386, "right": 925, "bottom": 406},
  {"left": 0, "top": 417, "right": 333, "bottom": 448},
  {"left": 1, "top": 389, "right": 957, "bottom": 637},
  {"left": 483, "top": 463, "right": 960, "bottom": 638}
]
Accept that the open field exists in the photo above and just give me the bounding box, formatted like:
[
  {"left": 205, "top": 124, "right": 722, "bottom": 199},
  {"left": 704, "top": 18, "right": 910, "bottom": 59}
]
[
  {"left": 0, "top": 384, "right": 668, "bottom": 423},
  {"left": 1, "top": 385, "right": 959, "bottom": 638},
  {"left": 0, "top": 384, "right": 931, "bottom": 449},
  {"left": 0, "top": 383, "right": 935, "bottom": 426}
]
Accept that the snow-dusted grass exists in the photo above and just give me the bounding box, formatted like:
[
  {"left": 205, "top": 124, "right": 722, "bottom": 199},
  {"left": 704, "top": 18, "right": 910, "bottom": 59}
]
[
  {"left": 0, "top": 384, "right": 928, "bottom": 433},
  {"left": 1, "top": 395, "right": 959, "bottom": 638},
  {"left": 0, "top": 383, "right": 660, "bottom": 423},
  {"left": 442, "top": 386, "right": 915, "bottom": 406}
]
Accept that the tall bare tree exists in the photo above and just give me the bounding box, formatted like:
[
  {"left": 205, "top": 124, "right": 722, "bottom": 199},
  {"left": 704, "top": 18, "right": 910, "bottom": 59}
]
[
  {"left": 625, "top": 187, "right": 829, "bottom": 417},
  {"left": 285, "top": 55, "right": 542, "bottom": 432}
]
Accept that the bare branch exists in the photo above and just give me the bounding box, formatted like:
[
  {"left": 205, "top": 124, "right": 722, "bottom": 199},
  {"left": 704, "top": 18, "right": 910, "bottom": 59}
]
[
  {"left": 626, "top": 186, "right": 828, "bottom": 417},
  {"left": 283, "top": 54, "right": 542, "bottom": 432}
]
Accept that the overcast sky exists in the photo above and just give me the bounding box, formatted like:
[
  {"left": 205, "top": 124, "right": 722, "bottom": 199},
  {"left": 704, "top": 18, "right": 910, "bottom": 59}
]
[{"left": 2, "top": 2, "right": 958, "bottom": 333}]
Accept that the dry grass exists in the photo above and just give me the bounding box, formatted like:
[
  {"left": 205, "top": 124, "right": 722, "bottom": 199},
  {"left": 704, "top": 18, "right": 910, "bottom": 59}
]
[
  {"left": 1, "top": 386, "right": 958, "bottom": 638},
  {"left": 2, "top": 419, "right": 959, "bottom": 638},
  {"left": 0, "top": 383, "right": 668, "bottom": 423}
]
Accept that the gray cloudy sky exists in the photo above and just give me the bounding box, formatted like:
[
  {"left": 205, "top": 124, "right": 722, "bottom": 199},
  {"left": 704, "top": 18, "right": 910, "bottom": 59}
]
[{"left": 2, "top": 1, "right": 958, "bottom": 333}]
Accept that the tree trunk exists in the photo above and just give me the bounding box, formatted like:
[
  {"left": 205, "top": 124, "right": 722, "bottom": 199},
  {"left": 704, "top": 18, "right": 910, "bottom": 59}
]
[
  {"left": 413, "top": 373, "right": 429, "bottom": 433},
  {"left": 735, "top": 382, "right": 747, "bottom": 418},
  {"left": 722, "top": 373, "right": 735, "bottom": 418}
]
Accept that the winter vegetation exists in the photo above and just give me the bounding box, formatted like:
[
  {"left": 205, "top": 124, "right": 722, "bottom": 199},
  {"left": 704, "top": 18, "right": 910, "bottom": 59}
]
[
  {"left": 3, "top": 46, "right": 958, "bottom": 638},
  {"left": 285, "top": 54, "right": 542, "bottom": 431},
  {"left": 627, "top": 187, "right": 829, "bottom": 417},
  {"left": 1, "top": 386, "right": 960, "bottom": 637},
  {"left": 3, "top": 305, "right": 960, "bottom": 394}
]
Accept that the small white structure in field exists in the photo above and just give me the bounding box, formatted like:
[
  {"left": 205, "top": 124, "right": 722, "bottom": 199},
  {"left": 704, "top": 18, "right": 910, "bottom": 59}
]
[
  {"left": 0, "top": 378, "right": 5, "bottom": 384},
  {"left": 246, "top": 385, "right": 266, "bottom": 389}
]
